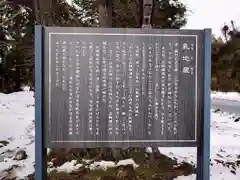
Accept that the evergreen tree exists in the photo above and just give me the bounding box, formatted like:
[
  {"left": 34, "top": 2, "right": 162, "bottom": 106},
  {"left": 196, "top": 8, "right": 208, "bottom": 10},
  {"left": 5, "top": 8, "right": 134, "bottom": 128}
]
[
  {"left": 73, "top": 0, "right": 187, "bottom": 28},
  {"left": 212, "top": 21, "right": 240, "bottom": 92}
]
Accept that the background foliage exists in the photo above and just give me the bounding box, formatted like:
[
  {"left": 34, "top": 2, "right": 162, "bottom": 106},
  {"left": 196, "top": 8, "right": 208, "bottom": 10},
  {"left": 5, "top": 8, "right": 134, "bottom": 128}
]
[{"left": 0, "top": 0, "right": 239, "bottom": 93}]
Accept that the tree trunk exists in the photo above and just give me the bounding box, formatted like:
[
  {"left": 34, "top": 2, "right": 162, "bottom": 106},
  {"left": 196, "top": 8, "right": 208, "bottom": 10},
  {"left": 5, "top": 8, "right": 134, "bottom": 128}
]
[
  {"left": 98, "top": 0, "right": 112, "bottom": 27},
  {"left": 36, "top": 0, "right": 53, "bottom": 25},
  {"left": 14, "top": 5, "right": 22, "bottom": 91}
]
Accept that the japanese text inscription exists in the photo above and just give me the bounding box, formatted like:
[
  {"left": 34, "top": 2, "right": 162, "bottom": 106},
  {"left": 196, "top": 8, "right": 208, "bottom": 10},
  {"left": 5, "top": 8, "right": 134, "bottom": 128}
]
[{"left": 44, "top": 28, "right": 204, "bottom": 148}]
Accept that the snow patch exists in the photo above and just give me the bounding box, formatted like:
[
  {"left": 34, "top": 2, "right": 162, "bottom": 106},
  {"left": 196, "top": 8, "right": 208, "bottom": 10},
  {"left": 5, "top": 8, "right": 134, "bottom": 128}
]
[
  {"left": 116, "top": 158, "right": 139, "bottom": 169},
  {"left": 89, "top": 161, "right": 116, "bottom": 171},
  {"left": 174, "top": 174, "right": 196, "bottom": 180},
  {"left": 56, "top": 160, "right": 83, "bottom": 173}
]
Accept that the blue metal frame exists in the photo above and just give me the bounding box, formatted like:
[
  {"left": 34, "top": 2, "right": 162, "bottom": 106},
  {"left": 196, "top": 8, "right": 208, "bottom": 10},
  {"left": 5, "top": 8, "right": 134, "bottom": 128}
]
[
  {"left": 35, "top": 25, "right": 47, "bottom": 180},
  {"left": 197, "top": 29, "right": 212, "bottom": 180}
]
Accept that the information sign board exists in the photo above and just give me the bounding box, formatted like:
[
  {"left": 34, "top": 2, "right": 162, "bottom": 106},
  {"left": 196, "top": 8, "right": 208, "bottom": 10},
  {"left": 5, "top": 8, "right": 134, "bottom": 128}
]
[{"left": 42, "top": 28, "right": 205, "bottom": 148}]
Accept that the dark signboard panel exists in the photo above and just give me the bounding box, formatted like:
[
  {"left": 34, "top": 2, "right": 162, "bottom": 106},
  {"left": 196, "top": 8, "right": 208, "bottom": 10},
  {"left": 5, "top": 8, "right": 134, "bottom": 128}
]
[{"left": 43, "top": 27, "right": 204, "bottom": 148}]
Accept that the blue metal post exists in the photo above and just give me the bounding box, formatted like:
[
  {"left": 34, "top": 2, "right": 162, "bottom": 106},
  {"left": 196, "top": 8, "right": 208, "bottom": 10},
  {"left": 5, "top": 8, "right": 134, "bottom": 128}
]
[
  {"left": 35, "top": 25, "right": 47, "bottom": 180},
  {"left": 197, "top": 29, "right": 212, "bottom": 180}
]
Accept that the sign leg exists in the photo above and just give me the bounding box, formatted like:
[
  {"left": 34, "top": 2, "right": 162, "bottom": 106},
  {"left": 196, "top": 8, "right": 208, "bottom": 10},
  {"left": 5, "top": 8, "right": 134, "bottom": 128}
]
[
  {"left": 196, "top": 28, "right": 211, "bottom": 180},
  {"left": 35, "top": 25, "right": 47, "bottom": 180}
]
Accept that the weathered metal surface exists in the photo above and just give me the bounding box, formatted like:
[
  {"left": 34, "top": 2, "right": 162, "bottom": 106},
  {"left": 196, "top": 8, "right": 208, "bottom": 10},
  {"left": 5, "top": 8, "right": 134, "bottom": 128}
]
[{"left": 43, "top": 28, "right": 204, "bottom": 148}]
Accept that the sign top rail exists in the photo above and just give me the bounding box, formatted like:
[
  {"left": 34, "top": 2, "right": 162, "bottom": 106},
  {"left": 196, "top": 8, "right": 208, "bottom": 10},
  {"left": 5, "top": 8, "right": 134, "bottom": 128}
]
[{"left": 43, "top": 26, "right": 208, "bottom": 35}]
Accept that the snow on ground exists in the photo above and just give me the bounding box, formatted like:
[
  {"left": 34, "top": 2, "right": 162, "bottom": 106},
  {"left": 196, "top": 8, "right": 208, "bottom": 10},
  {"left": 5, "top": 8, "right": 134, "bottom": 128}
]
[
  {"left": 211, "top": 91, "right": 240, "bottom": 102},
  {"left": 0, "top": 91, "right": 240, "bottom": 179},
  {"left": 174, "top": 174, "right": 196, "bottom": 180},
  {"left": 160, "top": 110, "right": 240, "bottom": 180},
  {"left": 48, "top": 160, "right": 83, "bottom": 173},
  {"left": 0, "top": 91, "right": 35, "bottom": 179}
]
